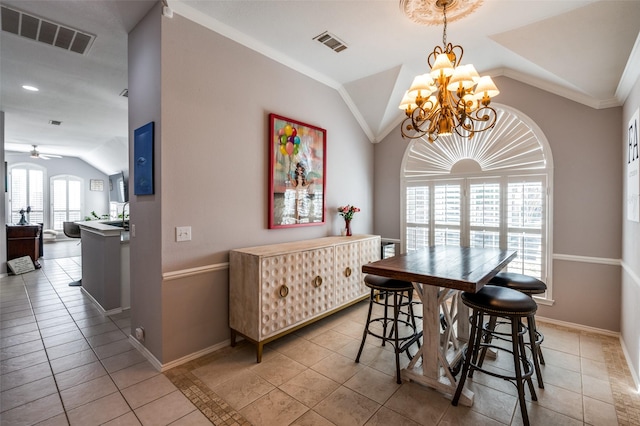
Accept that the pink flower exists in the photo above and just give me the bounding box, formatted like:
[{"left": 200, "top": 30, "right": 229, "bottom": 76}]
[{"left": 337, "top": 205, "right": 360, "bottom": 220}]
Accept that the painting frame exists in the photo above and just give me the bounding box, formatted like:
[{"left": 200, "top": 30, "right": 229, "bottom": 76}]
[
  {"left": 268, "top": 114, "right": 326, "bottom": 229},
  {"left": 134, "top": 121, "right": 154, "bottom": 196}
]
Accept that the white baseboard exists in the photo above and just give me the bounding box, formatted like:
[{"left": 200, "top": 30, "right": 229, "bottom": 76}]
[
  {"left": 536, "top": 315, "right": 619, "bottom": 338},
  {"left": 128, "top": 336, "right": 232, "bottom": 372},
  {"left": 620, "top": 336, "right": 640, "bottom": 392},
  {"left": 536, "top": 315, "right": 640, "bottom": 391}
]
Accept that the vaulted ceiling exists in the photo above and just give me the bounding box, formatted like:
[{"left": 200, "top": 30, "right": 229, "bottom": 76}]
[{"left": 2, "top": 0, "right": 639, "bottom": 174}]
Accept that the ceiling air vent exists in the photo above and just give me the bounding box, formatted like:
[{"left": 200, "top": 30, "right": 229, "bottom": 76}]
[
  {"left": 1, "top": 5, "right": 95, "bottom": 55},
  {"left": 48, "top": 120, "right": 62, "bottom": 126},
  {"left": 313, "top": 31, "right": 348, "bottom": 53}
]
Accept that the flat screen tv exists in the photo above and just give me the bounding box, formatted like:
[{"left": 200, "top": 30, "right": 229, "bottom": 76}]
[{"left": 109, "top": 171, "right": 128, "bottom": 203}]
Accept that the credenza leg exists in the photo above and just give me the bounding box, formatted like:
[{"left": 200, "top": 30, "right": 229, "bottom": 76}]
[
  {"left": 230, "top": 329, "right": 237, "bottom": 347},
  {"left": 257, "top": 343, "right": 263, "bottom": 363}
]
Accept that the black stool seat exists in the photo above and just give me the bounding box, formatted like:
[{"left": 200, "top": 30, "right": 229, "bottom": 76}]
[
  {"left": 364, "top": 275, "right": 414, "bottom": 292},
  {"left": 489, "top": 272, "right": 547, "bottom": 295},
  {"left": 461, "top": 285, "right": 537, "bottom": 316},
  {"left": 356, "top": 275, "right": 421, "bottom": 384}
]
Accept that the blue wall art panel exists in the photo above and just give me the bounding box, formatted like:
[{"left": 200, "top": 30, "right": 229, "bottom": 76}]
[{"left": 134, "top": 122, "right": 154, "bottom": 195}]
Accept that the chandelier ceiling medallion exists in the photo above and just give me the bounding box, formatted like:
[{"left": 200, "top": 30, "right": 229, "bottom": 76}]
[{"left": 399, "top": 0, "right": 499, "bottom": 142}]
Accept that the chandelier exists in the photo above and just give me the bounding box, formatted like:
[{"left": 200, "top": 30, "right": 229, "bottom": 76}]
[{"left": 399, "top": 0, "right": 499, "bottom": 142}]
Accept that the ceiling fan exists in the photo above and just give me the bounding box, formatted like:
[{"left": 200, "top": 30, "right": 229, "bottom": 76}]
[{"left": 29, "top": 145, "right": 62, "bottom": 160}]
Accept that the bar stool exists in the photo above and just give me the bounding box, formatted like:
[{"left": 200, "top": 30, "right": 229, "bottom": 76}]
[
  {"left": 355, "top": 275, "right": 421, "bottom": 384},
  {"left": 488, "top": 272, "right": 546, "bottom": 382},
  {"left": 452, "top": 285, "right": 538, "bottom": 426}
]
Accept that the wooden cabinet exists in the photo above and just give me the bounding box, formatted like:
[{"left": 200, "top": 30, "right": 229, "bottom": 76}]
[
  {"left": 6, "top": 224, "right": 42, "bottom": 268},
  {"left": 230, "top": 235, "right": 380, "bottom": 362}
]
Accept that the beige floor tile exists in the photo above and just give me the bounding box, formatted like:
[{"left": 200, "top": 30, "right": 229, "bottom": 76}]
[
  {"left": 579, "top": 336, "right": 606, "bottom": 362},
  {"left": 0, "top": 330, "right": 42, "bottom": 348},
  {"left": 170, "top": 409, "right": 215, "bottom": 425},
  {"left": 290, "top": 409, "right": 336, "bottom": 426},
  {"left": 539, "top": 347, "right": 582, "bottom": 373},
  {"left": 310, "top": 329, "right": 358, "bottom": 352},
  {"left": 313, "top": 386, "right": 380, "bottom": 426},
  {"left": 93, "top": 339, "right": 136, "bottom": 360},
  {"left": 39, "top": 322, "right": 80, "bottom": 338},
  {"left": 121, "top": 373, "right": 178, "bottom": 409},
  {"left": 439, "top": 404, "right": 506, "bottom": 426},
  {"left": 0, "top": 375, "right": 59, "bottom": 412},
  {"left": 102, "top": 411, "right": 143, "bottom": 425},
  {"left": 37, "top": 412, "right": 72, "bottom": 426},
  {"left": 582, "top": 374, "right": 614, "bottom": 404},
  {"left": 384, "top": 382, "right": 451, "bottom": 425},
  {"left": 49, "top": 348, "right": 98, "bottom": 374},
  {"left": 60, "top": 374, "right": 118, "bottom": 410},
  {"left": 45, "top": 338, "right": 92, "bottom": 360},
  {"left": 332, "top": 318, "right": 368, "bottom": 340},
  {"left": 538, "top": 362, "right": 582, "bottom": 394},
  {"left": 0, "top": 360, "right": 52, "bottom": 391},
  {"left": 366, "top": 346, "right": 410, "bottom": 378},
  {"left": 464, "top": 381, "right": 518, "bottom": 424},
  {"left": 275, "top": 337, "right": 335, "bottom": 367},
  {"left": 86, "top": 329, "right": 127, "bottom": 348},
  {"left": 212, "top": 370, "right": 275, "bottom": 409},
  {"left": 541, "top": 329, "right": 581, "bottom": 356},
  {"left": 0, "top": 338, "right": 44, "bottom": 362},
  {"left": 311, "top": 352, "right": 366, "bottom": 384},
  {"left": 513, "top": 401, "right": 583, "bottom": 426},
  {"left": 344, "top": 366, "right": 400, "bottom": 405},
  {"left": 102, "top": 348, "right": 147, "bottom": 374},
  {"left": 110, "top": 360, "right": 160, "bottom": 390},
  {"left": 191, "top": 343, "right": 258, "bottom": 388},
  {"left": 66, "top": 392, "right": 132, "bottom": 425},
  {"left": 241, "top": 388, "right": 309, "bottom": 426},
  {"left": 134, "top": 390, "right": 196, "bottom": 425},
  {"left": 54, "top": 360, "right": 108, "bottom": 390},
  {"left": 526, "top": 382, "right": 583, "bottom": 421},
  {"left": 0, "top": 393, "right": 65, "bottom": 425},
  {"left": 581, "top": 357, "right": 609, "bottom": 381},
  {"left": 583, "top": 395, "right": 618, "bottom": 426},
  {"left": 250, "top": 353, "right": 308, "bottom": 386},
  {"left": 280, "top": 368, "right": 340, "bottom": 408},
  {"left": 364, "top": 406, "right": 421, "bottom": 425}
]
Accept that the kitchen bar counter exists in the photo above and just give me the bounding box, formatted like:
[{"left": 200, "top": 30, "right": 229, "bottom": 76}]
[{"left": 77, "top": 221, "right": 129, "bottom": 313}]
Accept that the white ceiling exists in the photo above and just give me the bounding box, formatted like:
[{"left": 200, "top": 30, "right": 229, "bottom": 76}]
[{"left": 2, "top": 0, "right": 640, "bottom": 175}]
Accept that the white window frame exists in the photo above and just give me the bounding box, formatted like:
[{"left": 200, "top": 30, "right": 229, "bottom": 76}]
[
  {"left": 8, "top": 163, "right": 47, "bottom": 227},
  {"left": 400, "top": 105, "right": 554, "bottom": 305},
  {"left": 50, "top": 174, "right": 84, "bottom": 231}
]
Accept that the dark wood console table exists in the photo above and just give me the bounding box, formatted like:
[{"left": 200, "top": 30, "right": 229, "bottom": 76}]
[{"left": 6, "top": 224, "right": 42, "bottom": 268}]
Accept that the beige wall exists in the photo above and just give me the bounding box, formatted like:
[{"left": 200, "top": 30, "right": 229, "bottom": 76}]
[
  {"left": 621, "top": 74, "right": 640, "bottom": 383},
  {"left": 128, "top": 3, "right": 164, "bottom": 361},
  {"left": 129, "top": 12, "right": 374, "bottom": 364},
  {"left": 374, "top": 76, "right": 622, "bottom": 332}
]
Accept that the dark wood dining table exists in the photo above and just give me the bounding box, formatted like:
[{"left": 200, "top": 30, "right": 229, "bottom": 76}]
[{"left": 362, "top": 246, "right": 517, "bottom": 406}]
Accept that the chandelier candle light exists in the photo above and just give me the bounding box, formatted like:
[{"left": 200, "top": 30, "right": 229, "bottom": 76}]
[
  {"left": 338, "top": 205, "right": 360, "bottom": 236},
  {"left": 399, "top": 0, "right": 499, "bottom": 142}
]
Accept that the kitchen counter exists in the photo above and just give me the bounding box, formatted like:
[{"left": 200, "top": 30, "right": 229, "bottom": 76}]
[{"left": 78, "top": 220, "right": 130, "bottom": 313}]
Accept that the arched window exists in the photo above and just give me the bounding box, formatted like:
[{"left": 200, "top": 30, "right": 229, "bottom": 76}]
[
  {"left": 401, "top": 105, "right": 554, "bottom": 302},
  {"left": 51, "top": 175, "right": 83, "bottom": 231},
  {"left": 9, "top": 163, "right": 46, "bottom": 225}
]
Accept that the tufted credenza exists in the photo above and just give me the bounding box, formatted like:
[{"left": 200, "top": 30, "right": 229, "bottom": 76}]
[{"left": 229, "top": 235, "right": 381, "bottom": 362}]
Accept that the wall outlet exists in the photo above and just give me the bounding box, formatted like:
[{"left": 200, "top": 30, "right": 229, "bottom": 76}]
[
  {"left": 135, "top": 327, "right": 145, "bottom": 342},
  {"left": 176, "top": 226, "right": 192, "bottom": 242}
]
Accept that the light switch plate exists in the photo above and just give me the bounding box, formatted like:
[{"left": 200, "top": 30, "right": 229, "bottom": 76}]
[{"left": 176, "top": 226, "right": 191, "bottom": 242}]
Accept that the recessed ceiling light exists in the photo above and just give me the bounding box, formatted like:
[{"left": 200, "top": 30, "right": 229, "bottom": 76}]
[{"left": 22, "top": 85, "right": 39, "bottom": 91}]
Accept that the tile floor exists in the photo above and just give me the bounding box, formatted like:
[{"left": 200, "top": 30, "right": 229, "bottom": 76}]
[{"left": 1, "top": 241, "right": 638, "bottom": 425}]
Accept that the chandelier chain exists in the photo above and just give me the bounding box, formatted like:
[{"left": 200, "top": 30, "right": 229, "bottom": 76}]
[{"left": 442, "top": 3, "right": 447, "bottom": 47}]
